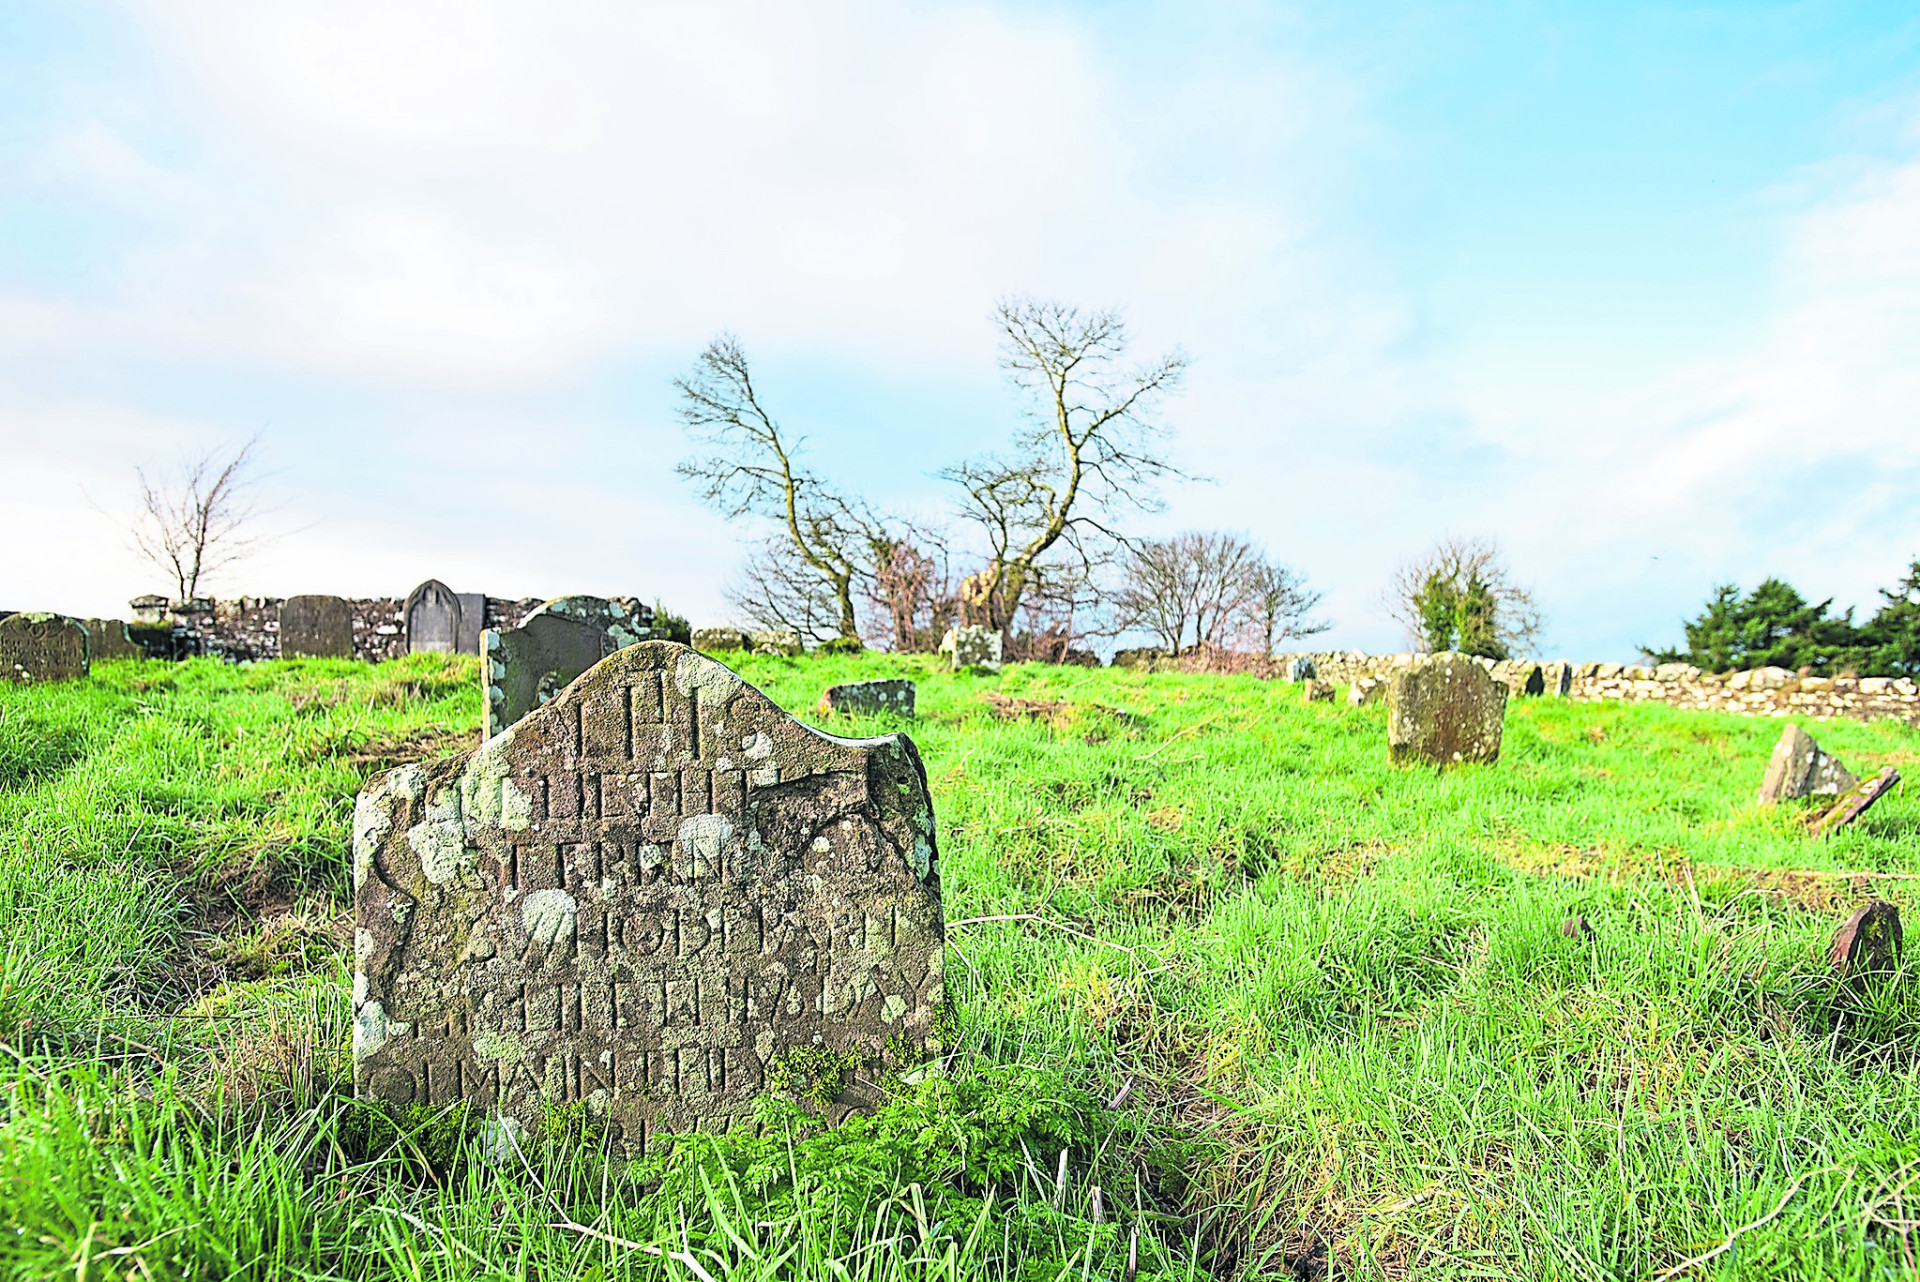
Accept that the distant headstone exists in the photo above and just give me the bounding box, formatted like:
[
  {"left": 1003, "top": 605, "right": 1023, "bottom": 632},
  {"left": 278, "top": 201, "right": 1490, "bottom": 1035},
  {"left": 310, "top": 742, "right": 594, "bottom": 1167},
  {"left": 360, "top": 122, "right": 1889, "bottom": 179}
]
[
  {"left": 0, "top": 613, "right": 89, "bottom": 683},
  {"left": 1301, "top": 678, "right": 1334, "bottom": 703},
  {"left": 79, "top": 618, "right": 140, "bottom": 662},
  {"left": 746, "top": 629, "right": 803, "bottom": 657},
  {"left": 947, "top": 626, "right": 1002, "bottom": 673},
  {"left": 352, "top": 641, "right": 947, "bottom": 1152},
  {"left": 818, "top": 679, "right": 916, "bottom": 718},
  {"left": 1110, "top": 648, "right": 1163, "bottom": 671},
  {"left": 692, "top": 628, "right": 749, "bottom": 653},
  {"left": 1830, "top": 901, "right": 1902, "bottom": 984},
  {"left": 1287, "top": 656, "right": 1317, "bottom": 682},
  {"left": 1347, "top": 676, "right": 1387, "bottom": 706},
  {"left": 1522, "top": 665, "right": 1546, "bottom": 696},
  {"left": 1757, "top": 724, "right": 1859, "bottom": 805},
  {"left": 405, "top": 580, "right": 485, "bottom": 656},
  {"left": 281, "top": 596, "right": 355, "bottom": 659},
  {"left": 530, "top": 596, "right": 657, "bottom": 650},
  {"left": 483, "top": 614, "right": 613, "bottom": 739},
  {"left": 1387, "top": 653, "right": 1507, "bottom": 766}
]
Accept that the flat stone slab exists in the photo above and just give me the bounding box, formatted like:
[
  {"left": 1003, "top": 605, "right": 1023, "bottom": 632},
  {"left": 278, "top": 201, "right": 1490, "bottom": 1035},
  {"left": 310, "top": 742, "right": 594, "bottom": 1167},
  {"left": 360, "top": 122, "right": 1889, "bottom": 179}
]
[
  {"left": 1758, "top": 724, "right": 1858, "bottom": 805},
  {"left": 352, "top": 641, "right": 945, "bottom": 1153},
  {"left": 818, "top": 679, "right": 916, "bottom": 718},
  {"left": 1387, "top": 652, "right": 1507, "bottom": 766},
  {"left": 0, "top": 613, "right": 89, "bottom": 683},
  {"left": 281, "top": 595, "right": 355, "bottom": 659},
  {"left": 1807, "top": 766, "right": 1901, "bottom": 839}
]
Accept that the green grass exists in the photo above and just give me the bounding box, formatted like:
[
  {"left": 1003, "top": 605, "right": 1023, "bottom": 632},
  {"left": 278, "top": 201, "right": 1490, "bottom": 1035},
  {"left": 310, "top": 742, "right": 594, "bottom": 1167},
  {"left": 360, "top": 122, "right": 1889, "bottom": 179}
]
[{"left": 2, "top": 650, "right": 1918, "bottom": 1279}]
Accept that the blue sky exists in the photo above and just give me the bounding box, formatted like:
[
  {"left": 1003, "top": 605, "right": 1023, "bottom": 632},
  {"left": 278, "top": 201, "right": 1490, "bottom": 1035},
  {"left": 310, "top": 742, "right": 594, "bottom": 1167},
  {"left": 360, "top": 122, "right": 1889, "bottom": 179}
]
[{"left": 4, "top": 1, "right": 1918, "bottom": 658}]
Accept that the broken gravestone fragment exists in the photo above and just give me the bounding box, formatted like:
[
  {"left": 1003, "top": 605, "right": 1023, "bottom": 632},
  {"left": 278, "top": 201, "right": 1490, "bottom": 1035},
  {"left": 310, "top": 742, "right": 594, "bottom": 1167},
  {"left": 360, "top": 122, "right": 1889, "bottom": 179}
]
[
  {"left": 818, "top": 679, "right": 916, "bottom": 719},
  {"left": 352, "top": 641, "right": 946, "bottom": 1154},
  {"left": 1757, "top": 724, "right": 1859, "bottom": 806},
  {"left": 483, "top": 613, "right": 612, "bottom": 739},
  {"left": 1829, "top": 901, "right": 1902, "bottom": 985},
  {"left": 280, "top": 595, "right": 355, "bottom": 659},
  {"left": 1806, "top": 767, "right": 1902, "bottom": 839},
  {"left": 1387, "top": 652, "right": 1507, "bottom": 767},
  {"left": 78, "top": 618, "right": 140, "bottom": 662},
  {"left": 1301, "top": 678, "right": 1335, "bottom": 703},
  {"left": 0, "top": 613, "right": 89, "bottom": 683}
]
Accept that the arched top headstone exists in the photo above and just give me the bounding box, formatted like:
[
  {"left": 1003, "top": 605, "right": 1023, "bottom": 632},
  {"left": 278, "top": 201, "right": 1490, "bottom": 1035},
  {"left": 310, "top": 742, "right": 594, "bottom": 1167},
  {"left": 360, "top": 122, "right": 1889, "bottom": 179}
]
[
  {"left": 405, "top": 579, "right": 485, "bottom": 655},
  {"left": 352, "top": 641, "right": 946, "bottom": 1153},
  {"left": 79, "top": 618, "right": 141, "bottom": 662},
  {"left": 0, "top": 613, "right": 89, "bottom": 683}
]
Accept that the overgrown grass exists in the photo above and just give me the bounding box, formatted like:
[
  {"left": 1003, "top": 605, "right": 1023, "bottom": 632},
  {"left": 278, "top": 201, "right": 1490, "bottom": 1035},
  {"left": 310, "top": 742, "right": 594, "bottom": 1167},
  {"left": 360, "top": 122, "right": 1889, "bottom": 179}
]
[{"left": 2, "top": 650, "right": 1917, "bottom": 1279}]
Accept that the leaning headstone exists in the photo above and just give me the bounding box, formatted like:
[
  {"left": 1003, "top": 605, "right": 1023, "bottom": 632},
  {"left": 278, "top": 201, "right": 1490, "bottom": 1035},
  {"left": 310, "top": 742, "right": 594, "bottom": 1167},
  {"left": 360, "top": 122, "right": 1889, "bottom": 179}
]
[
  {"left": 1387, "top": 652, "right": 1508, "bottom": 766},
  {"left": 405, "top": 580, "right": 485, "bottom": 656},
  {"left": 352, "top": 641, "right": 946, "bottom": 1153},
  {"left": 1830, "top": 901, "right": 1902, "bottom": 984},
  {"left": 948, "top": 626, "right": 1002, "bottom": 673},
  {"left": 1757, "top": 724, "right": 1859, "bottom": 805},
  {"left": 0, "top": 613, "right": 89, "bottom": 683},
  {"left": 692, "top": 627, "right": 749, "bottom": 654},
  {"left": 1807, "top": 767, "right": 1901, "bottom": 839},
  {"left": 483, "top": 614, "right": 612, "bottom": 739},
  {"left": 818, "top": 679, "right": 916, "bottom": 719},
  {"left": 1286, "top": 656, "right": 1317, "bottom": 682},
  {"left": 79, "top": 619, "right": 141, "bottom": 662},
  {"left": 530, "top": 596, "right": 658, "bottom": 650},
  {"left": 281, "top": 595, "right": 355, "bottom": 659}
]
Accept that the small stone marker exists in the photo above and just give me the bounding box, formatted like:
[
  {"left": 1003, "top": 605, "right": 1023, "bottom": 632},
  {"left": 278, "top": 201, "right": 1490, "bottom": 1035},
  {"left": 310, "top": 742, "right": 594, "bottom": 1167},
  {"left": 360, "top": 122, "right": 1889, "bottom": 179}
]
[
  {"left": 946, "top": 626, "right": 1002, "bottom": 673},
  {"left": 1806, "top": 767, "right": 1901, "bottom": 839},
  {"left": 1560, "top": 915, "right": 1595, "bottom": 942},
  {"left": 1758, "top": 724, "right": 1859, "bottom": 806},
  {"left": 281, "top": 595, "right": 355, "bottom": 659},
  {"left": 0, "top": 613, "right": 89, "bottom": 683},
  {"left": 818, "top": 679, "right": 916, "bottom": 719},
  {"left": 1387, "top": 652, "right": 1508, "bottom": 766},
  {"left": 405, "top": 580, "right": 486, "bottom": 656},
  {"left": 746, "top": 629, "right": 803, "bottom": 657},
  {"left": 1522, "top": 665, "right": 1546, "bottom": 696},
  {"left": 1301, "top": 678, "right": 1334, "bottom": 703},
  {"left": 352, "top": 641, "right": 946, "bottom": 1152},
  {"left": 692, "top": 627, "right": 749, "bottom": 654},
  {"left": 1287, "top": 656, "right": 1317, "bottom": 682},
  {"left": 533, "top": 596, "right": 658, "bottom": 649},
  {"left": 79, "top": 618, "right": 140, "bottom": 662},
  {"left": 1347, "top": 676, "right": 1387, "bottom": 706},
  {"left": 1829, "top": 901, "right": 1902, "bottom": 984},
  {"left": 483, "top": 613, "right": 612, "bottom": 739}
]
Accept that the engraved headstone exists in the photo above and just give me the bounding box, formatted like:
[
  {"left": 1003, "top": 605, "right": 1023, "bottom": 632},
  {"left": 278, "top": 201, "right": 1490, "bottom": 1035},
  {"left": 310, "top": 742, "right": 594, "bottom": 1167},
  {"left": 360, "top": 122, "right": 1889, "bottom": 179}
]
[
  {"left": 1387, "top": 652, "right": 1507, "bottom": 766},
  {"left": 818, "top": 679, "right": 916, "bottom": 719},
  {"left": 1757, "top": 724, "right": 1859, "bottom": 805},
  {"left": 531, "top": 596, "right": 658, "bottom": 650},
  {"left": 79, "top": 618, "right": 141, "bottom": 662},
  {"left": 405, "top": 580, "right": 486, "bottom": 656},
  {"left": 484, "top": 614, "right": 614, "bottom": 739},
  {"left": 946, "top": 626, "right": 1002, "bottom": 673},
  {"left": 281, "top": 595, "right": 355, "bottom": 659},
  {"left": 352, "top": 641, "right": 946, "bottom": 1152},
  {"left": 692, "top": 628, "right": 748, "bottom": 654},
  {"left": 1286, "top": 656, "right": 1317, "bottom": 682},
  {"left": 0, "top": 613, "right": 89, "bottom": 683}
]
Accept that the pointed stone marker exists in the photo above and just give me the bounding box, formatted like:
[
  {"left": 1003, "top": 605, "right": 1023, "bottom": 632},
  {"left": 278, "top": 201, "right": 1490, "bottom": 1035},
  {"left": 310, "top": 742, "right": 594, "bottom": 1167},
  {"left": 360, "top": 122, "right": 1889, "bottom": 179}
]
[{"left": 1758, "top": 724, "right": 1858, "bottom": 805}]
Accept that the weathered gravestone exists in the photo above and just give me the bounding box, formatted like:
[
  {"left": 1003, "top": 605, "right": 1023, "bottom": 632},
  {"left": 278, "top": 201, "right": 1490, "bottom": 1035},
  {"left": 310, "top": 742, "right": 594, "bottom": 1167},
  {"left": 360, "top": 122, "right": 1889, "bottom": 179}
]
[
  {"left": 79, "top": 618, "right": 140, "bottom": 662},
  {"left": 352, "top": 641, "right": 946, "bottom": 1152},
  {"left": 944, "top": 626, "right": 1002, "bottom": 673},
  {"left": 1301, "top": 678, "right": 1334, "bottom": 703},
  {"left": 1521, "top": 665, "right": 1547, "bottom": 696},
  {"left": 281, "top": 595, "right": 355, "bottom": 659},
  {"left": 747, "top": 629, "right": 803, "bottom": 657},
  {"left": 692, "top": 628, "right": 748, "bottom": 654},
  {"left": 1757, "top": 724, "right": 1859, "bottom": 805},
  {"left": 1287, "top": 656, "right": 1317, "bottom": 683},
  {"left": 1387, "top": 652, "right": 1507, "bottom": 766},
  {"left": 405, "top": 580, "right": 486, "bottom": 656},
  {"left": 0, "top": 613, "right": 89, "bottom": 683},
  {"left": 818, "top": 679, "right": 916, "bottom": 719},
  {"left": 1807, "top": 766, "right": 1902, "bottom": 839},
  {"left": 533, "top": 596, "right": 658, "bottom": 649},
  {"left": 484, "top": 614, "right": 613, "bottom": 739},
  {"left": 1830, "top": 901, "right": 1902, "bottom": 986}
]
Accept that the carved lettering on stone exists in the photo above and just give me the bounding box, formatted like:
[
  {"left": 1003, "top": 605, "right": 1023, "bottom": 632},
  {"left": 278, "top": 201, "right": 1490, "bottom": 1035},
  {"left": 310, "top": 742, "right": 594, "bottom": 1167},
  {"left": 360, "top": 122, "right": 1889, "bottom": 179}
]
[
  {"left": 353, "top": 641, "right": 945, "bottom": 1151},
  {"left": 281, "top": 595, "right": 355, "bottom": 659},
  {"left": 0, "top": 613, "right": 89, "bottom": 683}
]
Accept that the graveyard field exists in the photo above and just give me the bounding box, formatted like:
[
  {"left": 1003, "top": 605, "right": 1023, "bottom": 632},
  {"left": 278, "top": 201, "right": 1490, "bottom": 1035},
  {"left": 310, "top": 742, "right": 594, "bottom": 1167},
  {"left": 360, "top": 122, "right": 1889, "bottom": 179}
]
[{"left": 4, "top": 652, "right": 1920, "bottom": 1281}]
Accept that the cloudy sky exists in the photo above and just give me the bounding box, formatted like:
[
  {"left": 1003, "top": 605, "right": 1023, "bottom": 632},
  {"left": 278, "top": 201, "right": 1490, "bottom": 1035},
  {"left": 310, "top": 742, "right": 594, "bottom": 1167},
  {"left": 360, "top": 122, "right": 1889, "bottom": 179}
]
[{"left": 4, "top": 1, "right": 1917, "bottom": 658}]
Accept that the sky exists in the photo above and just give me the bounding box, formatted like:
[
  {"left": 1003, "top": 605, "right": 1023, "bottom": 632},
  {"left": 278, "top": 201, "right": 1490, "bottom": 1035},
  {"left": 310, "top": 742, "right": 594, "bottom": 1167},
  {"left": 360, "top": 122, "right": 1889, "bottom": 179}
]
[{"left": 3, "top": 0, "right": 1918, "bottom": 660}]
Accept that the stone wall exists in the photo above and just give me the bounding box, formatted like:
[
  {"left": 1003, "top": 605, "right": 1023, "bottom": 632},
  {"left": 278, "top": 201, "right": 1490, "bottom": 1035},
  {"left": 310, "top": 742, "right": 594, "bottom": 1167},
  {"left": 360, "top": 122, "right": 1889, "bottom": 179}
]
[
  {"left": 1275, "top": 651, "right": 1920, "bottom": 726},
  {"left": 133, "top": 595, "right": 521, "bottom": 664}
]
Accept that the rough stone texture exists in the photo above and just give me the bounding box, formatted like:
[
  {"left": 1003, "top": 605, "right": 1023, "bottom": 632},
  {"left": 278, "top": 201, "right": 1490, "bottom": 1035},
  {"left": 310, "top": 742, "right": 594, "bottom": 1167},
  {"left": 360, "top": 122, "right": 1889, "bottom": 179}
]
[
  {"left": 1301, "top": 678, "right": 1334, "bottom": 703},
  {"left": 1387, "top": 652, "right": 1508, "bottom": 767},
  {"left": 79, "top": 619, "right": 141, "bottom": 662},
  {"left": 484, "top": 614, "right": 613, "bottom": 740},
  {"left": 406, "top": 580, "right": 485, "bottom": 656},
  {"left": 1347, "top": 676, "right": 1388, "bottom": 707},
  {"left": 352, "top": 641, "right": 946, "bottom": 1153},
  {"left": 746, "top": 630, "right": 803, "bottom": 657},
  {"left": 818, "top": 680, "right": 916, "bottom": 719},
  {"left": 280, "top": 595, "right": 356, "bottom": 659},
  {"left": 1110, "top": 648, "right": 1164, "bottom": 671},
  {"left": 946, "top": 626, "right": 1002, "bottom": 673},
  {"left": 1287, "top": 656, "right": 1317, "bottom": 682},
  {"left": 1807, "top": 767, "right": 1901, "bottom": 839},
  {"left": 530, "top": 597, "right": 660, "bottom": 650},
  {"left": 693, "top": 628, "right": 749, "bottom": 654},
  {"left": 1830, "top": 901, "right": 1902, "bottom": 983},
  {"left": 129, "top": 595, "right": 168, "bottom": 626},
  {"left": 0, "top": 613, "right": 89, "bottom": 683},
  {"left": 1757, "top": 725, "right": 1859, "bottom": 805}
]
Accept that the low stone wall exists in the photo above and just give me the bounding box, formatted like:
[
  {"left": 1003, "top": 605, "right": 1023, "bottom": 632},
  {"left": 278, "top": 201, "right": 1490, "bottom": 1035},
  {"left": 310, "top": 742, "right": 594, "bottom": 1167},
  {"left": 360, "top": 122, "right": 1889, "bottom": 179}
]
[{"left": 1275, "top": 651, "right": 1920, "bottom": 726}]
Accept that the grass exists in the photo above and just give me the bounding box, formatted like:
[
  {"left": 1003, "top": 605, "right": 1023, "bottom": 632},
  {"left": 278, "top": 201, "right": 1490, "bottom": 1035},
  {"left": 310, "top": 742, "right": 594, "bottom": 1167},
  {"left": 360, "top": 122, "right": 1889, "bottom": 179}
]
[{"left": 2, "top": 648, "right": 1918, "bottom": 1279}]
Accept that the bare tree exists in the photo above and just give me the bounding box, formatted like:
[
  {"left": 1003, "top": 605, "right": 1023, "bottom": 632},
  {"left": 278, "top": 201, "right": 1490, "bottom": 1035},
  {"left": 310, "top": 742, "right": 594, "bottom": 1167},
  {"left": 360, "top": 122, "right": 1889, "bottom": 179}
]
[
  {"left": 724, "top": 536, "right": 847, "bottom": 644},
  {"left": 943, "top": 297, "right": 1189, "bottom": 634},
  {"left": 675, "top": 335, "right": 882, "bottom": 643},
  {"left": 1383, "top": 534, "right": 1543, "bottom": 658},
  {"left": 1115, "top": 530, "right": 1329, "bottom": 654},
  {"left": 864, "top": 530, "right": 959, "bottom": 653},
  {"left": 1239, "top": 560, "right": 1330, "bottom": 654},
  {"left": 127, "top": 434, "right": 270, "bottom": 600}
]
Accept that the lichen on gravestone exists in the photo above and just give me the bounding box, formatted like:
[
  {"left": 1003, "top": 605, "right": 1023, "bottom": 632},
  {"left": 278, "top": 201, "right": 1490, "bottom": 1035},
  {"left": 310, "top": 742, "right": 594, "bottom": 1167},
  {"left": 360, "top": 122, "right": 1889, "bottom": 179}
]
[
  {"left": 0, "top": 613, "right": 89, "bottom": 684},
  {"left": 1386, "top": 652, "right": 1507, "bottom": 766},
  {"left": 1757, "top": 724, "right": 1859, "bottom": 806},
  {"left": 353, "top": 641, "right": 946, "bottom": 1154}
]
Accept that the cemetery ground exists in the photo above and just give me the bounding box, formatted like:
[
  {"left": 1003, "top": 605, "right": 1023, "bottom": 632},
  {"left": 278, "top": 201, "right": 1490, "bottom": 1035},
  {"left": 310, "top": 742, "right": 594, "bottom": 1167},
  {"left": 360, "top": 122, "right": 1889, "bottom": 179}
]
[{"left": 2, "top": 654, "right": 1918, "bottom": 1281}]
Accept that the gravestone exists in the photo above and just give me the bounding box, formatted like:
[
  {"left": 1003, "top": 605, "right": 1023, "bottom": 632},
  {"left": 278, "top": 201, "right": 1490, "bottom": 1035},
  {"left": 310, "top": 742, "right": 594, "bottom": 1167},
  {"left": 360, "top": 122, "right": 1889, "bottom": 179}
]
[
  {"left": 484, "top": 614, "right": 613, "bottom": 739},
  {"left": 1287, "top": 656, "right": 1317, "bottom": 682},
  {"left": 1301, "top": 678, "right": 1334, "bottom": 702},
  {"left": 1757, "top": 724, "right": 1858, "bottom": 805},
  {"left": 1807, "top": 766, "right": 1901, "bottom": 838},
  {"left": 281, "top": 595, "right": 355, "bottom": 659},
  {"left": 1830, "top": 901, "right": 1902, "bottom": 985},
  {"left": 352, "top": 641, "right": 946, "bottom": 1153},
  {"left": 946, "top": 626, "right": 1002, "bottom": 673},
  {"left": 747, "top": 629, "right": 803, "bottom": 657},
  {"left": 129, "top": 595, "right": 168, "bottom": 626},
  {"left": 1387, "top": 652, "right": 1507, "bottom": 766},
  {"left": 818, "top": 679, "right": 916, "bottom": 719},
  {"left": 405, "top": 580, "right": 486, "bottom": 656},
  {"left": 1347, "top": 676, "right": 1387, "bottom": 706},
  {"left": 0, "top": 613, "right": 89, "bottom": 683},
  {"left": 530, "top": 596, "right": 657, "bottom": 650},
  {"left": 79, "top": 618, "right": 140, "bottom": 662},
  {"left": 692, "top": 628, "right": 748, "bottom": 654},
  {"left": 1522, "top": 665, "right": 1547, "bottom": 696}
]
